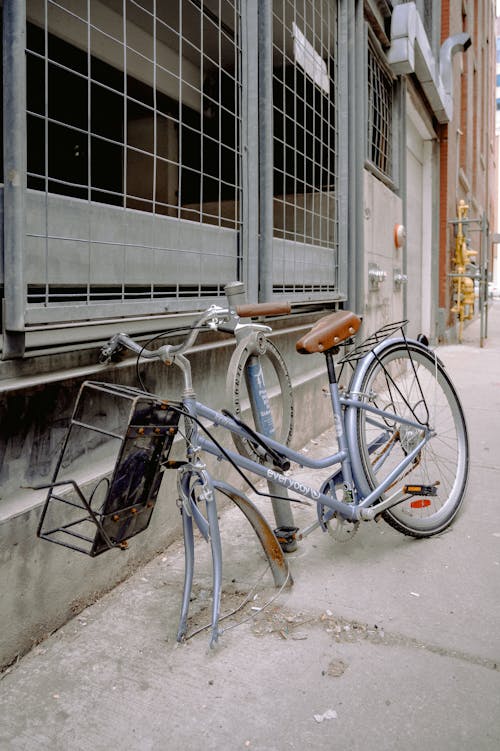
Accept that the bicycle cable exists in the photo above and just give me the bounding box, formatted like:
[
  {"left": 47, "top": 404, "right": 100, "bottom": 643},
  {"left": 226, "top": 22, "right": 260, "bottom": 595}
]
[
  {"left": 127, "top": 324, "right": 310, "bottom": 506},
  {"left": 184, "top": 562, "right": 292, "bottom": 642},
  {"left": 134, "top": 324, "right": 209, "bottom": 391},
  {"left": 169, "top": 403, "right": 311, "bottom": 507}
]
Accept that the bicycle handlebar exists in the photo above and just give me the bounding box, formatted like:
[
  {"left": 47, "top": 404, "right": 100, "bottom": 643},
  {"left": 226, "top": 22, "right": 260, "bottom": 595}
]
[
  {"left": 235, "top": 302, "right": 291, "bottom": 318},
  {"left": 99, "top": 301, "right": 291, "bottom": 364}
]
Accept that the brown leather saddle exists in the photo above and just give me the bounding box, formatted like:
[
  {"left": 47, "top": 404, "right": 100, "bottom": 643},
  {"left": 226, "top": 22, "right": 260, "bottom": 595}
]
[{"left": 296, "top": 311, "right": 361, "bottom": 355}]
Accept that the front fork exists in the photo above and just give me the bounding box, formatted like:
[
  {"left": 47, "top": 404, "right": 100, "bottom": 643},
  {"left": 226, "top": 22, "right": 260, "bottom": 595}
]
[
  {"left": 175, "top": 402, "right": 290, "bottom": 646},
  {"left": 176, "top": 463, "right": 223, "bottom": 648},
  {"left": 175, "top": 396, "right": 222, "bottom": 647}
]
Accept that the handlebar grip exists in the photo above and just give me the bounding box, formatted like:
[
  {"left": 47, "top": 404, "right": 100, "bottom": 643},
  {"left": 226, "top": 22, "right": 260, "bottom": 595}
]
[{"left": 235, "top": 302, "right": 291, "bottom": 318}]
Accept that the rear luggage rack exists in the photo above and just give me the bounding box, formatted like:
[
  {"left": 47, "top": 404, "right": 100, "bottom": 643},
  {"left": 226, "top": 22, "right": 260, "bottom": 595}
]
[{"left": 338, "top": 320, "right": 409, "bottom": 365}]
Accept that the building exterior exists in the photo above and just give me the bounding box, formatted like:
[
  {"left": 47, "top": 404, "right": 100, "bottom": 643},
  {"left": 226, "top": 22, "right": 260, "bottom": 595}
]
[
  {"left": 438, "top": 0, "right": 497, "bottom": 342},
  {"left": 0, "top": 0, "right": 496, "bottom": 667},
  {"left": 494, "top": 10, "right": 500, "bottom": 294}
]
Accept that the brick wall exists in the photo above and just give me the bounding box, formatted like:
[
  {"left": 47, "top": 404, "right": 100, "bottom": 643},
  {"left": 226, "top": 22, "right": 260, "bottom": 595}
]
[{"left": 439, "top": 0, "right": 497, "bottom": 332}]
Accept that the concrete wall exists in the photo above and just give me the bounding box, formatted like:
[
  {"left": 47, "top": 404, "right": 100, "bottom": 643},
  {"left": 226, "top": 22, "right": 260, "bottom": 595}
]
[
  {"left": 362, "top": 170, "right": 404, "bottom": 334},
  {"left": 0, "top": 312, "right": 332, "bottom": 668}
]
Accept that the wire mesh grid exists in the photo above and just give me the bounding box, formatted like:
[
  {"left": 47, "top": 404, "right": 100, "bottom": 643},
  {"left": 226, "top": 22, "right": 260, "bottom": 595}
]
[
  {"left": 366, "top": 37, "right": 393, "bottom": 179},
  {"left": 271, "top": 0, "right": 339, "bottom": 296},
  {"left": 25, "top": 0, "right": 242, "bottom": 313}
]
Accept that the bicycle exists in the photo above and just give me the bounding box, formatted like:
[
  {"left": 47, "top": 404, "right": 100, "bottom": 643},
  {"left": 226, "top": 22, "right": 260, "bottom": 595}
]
[{"left": 37, "top": 299, "right": 469, "bottom": 647}]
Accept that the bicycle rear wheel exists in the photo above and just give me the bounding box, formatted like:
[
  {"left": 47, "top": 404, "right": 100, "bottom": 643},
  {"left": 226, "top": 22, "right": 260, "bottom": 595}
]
[{"left": 355, "top": 342, "right": 468, "bottom": 537}]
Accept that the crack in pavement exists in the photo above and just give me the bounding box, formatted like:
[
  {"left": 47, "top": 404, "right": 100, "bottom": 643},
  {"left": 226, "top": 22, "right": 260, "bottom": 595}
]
[{"left": 247, "top": 606, "right": 500, "bottom": 673}]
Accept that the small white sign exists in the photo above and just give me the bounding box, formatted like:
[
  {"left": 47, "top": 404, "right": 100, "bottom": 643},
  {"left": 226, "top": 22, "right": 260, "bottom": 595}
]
[{"left": 292, "top": 22, "right": 330, "bottom": 95}]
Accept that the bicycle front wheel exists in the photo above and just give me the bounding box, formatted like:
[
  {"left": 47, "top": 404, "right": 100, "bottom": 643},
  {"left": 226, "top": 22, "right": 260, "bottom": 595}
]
[{"left": 355, "top": 342, "right": 469, "bottom": 537}]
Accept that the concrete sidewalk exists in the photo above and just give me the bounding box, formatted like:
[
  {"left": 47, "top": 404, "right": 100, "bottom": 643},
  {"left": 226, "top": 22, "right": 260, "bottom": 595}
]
[{"left": 1, "top": 305, "right": 500, "bottom": 751}]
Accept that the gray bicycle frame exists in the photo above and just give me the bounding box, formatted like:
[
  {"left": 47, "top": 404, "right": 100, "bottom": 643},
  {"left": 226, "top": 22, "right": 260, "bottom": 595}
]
[
  {"left": 193, "top": 337, "right": 434, "bottom": 524},
  {"left": 100, "top": 325, "right": 435, "bottom": 644}
]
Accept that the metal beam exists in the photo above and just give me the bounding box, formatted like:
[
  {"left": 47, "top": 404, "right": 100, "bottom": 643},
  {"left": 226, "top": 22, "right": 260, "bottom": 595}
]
[
  {"left": 241, "top": 0, "right": 260, "bottom": 301},
  {"left": 257, "top": 0, "right": 273, "bottom": 302},
  {"left": 2, "top": 0, "right": 27, "bottom": 358},
  {"left": 347, "top": 0, "right": 365, "bottom": 315}
]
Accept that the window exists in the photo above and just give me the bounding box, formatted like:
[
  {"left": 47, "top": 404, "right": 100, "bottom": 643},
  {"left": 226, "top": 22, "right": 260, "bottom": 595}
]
[
  {"left": 27, "top": 1, "right": 241, "bottom": 225},
  {"left": 366, "top": 38, "right": 394, "bottom": 180},
  {"left": 271, "top": 0, "right": 339, "bottom": 297},
  {"left": 24, "top": 0, "right": 242, "bottom": 318},
  {"left": 3, "top": 0, "right": 349, "bottom": 340}
]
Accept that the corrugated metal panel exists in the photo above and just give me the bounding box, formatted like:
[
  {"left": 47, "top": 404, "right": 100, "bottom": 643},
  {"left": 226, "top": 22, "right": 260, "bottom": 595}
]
[{"left": 24, "top": 190, "right": 238, "bottom": 323}]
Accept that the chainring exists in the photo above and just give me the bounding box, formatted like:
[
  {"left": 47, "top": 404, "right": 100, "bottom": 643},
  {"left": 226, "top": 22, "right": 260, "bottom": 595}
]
[
  {"left": 326, "top": 514, "right": 360, "bottom": 543},
  {"left": 319, "top": 477, "right": 360, "bottom": 543}
]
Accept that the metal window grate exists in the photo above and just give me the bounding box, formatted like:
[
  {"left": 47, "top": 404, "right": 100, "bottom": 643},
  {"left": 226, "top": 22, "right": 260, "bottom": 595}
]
[
  {"left": 367, "top": 39, "right": 393, "bottom": 179},
  {"left": 27, "top": 282, "right": 225, "bottom": 304},
  {"left": 271, "top": 0, "right": 339, "bottom": 297},
  {"left": 24, "top": 0, "right": 242, "bottom": 321},
  {"left": 272, "top": 283, "right": 336, "bottom": 295}
]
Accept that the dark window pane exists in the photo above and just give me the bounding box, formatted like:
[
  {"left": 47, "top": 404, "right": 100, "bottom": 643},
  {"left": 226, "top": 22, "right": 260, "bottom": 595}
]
[
  {"left": 48, "top": 32, "right": 87, "bottom": 75},
  {"left": 91, "top": 84, "right": 123, "bottom": 140},
  {"left": 27, "top": 114, "right": 45, "bottom": 183},
  {"left": 27, "top": 22, "right": 45, "bottom": 55},
  {"left": 27, "top": 54, "right": 45, "bottom": 115},
  {"left": 48, "top": 64, "right": 88, "bottom": 129},
  {"left": 91, "top": 136, "right": 123, "bottom": 194},
  {"left": 48, "top": 121, "right": 88, "bottom": 192}
]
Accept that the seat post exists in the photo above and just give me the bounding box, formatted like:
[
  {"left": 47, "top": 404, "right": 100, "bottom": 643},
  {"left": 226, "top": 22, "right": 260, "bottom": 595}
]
[
  {"left": 325, "top": 349, "right": 338, "bottom": 385},
  {"left": 323, "top": 348, "right": 355, "bottom": 493}
]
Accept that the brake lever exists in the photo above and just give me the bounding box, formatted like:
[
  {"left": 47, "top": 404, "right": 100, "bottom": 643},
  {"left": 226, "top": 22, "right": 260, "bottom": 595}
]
[{"left": 99, "top": 335, "right": 124, "bottom": 364}]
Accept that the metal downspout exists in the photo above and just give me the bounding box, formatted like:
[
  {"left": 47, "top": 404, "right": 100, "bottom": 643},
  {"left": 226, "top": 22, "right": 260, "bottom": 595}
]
[
  {"left": 431, "top": 136, "right": 440, "bottom": 341},
  {"left": 399, "top": 83, "right": 408, "bottom": 325},
  {"left": 482, "top": 24, "right": 492, "bottom": 346},
  {"left": 2, "top": 0, "right": 26, "bottom": 359},
  {"left": 480, "top": 211, "right": 488, "bottom": 347},
  {"left": 347, "top": 1, "right": 364, "bottom": 316},
  {"left": 258, "top": 0, "right": 273, "bottom": 302},
  {"left": 241, "top": 0, "right": 260, "bottom": 301}
]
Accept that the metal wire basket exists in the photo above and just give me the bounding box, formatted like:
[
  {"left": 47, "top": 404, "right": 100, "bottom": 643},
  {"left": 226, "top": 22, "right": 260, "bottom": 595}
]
[{"left": 37, "top": 381, "right": 181, "bottom": 556}]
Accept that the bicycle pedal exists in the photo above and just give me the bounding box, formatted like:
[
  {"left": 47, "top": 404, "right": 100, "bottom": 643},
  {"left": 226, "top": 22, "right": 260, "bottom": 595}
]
[
  {"left": 274, "top": 526, "right": 299, "bottom": 552},
  {"left": 403, "top": 484, "right": 438, "bottom": 497}
]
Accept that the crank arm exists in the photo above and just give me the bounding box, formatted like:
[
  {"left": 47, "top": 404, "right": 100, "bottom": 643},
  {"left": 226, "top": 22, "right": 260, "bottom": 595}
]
[
  {"left": 359, "top": 479, "right": 439, "bottom": 521},
  {"left": 358, "top": 488, "right": 411, "bottom": 521}
]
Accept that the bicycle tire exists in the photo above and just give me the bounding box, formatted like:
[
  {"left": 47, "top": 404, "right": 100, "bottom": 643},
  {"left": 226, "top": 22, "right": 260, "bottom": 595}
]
[
  {"left": 354, "top": 341, "right": 469, "bottom": 537},
  {"left": 226, "top": 336, "right": 294, "bottom": 462}
]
